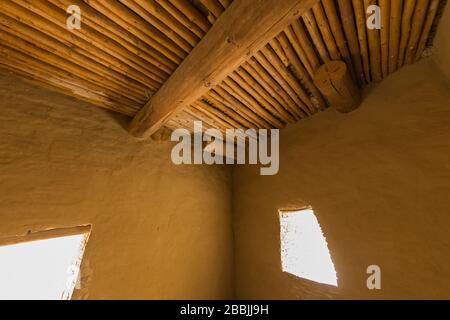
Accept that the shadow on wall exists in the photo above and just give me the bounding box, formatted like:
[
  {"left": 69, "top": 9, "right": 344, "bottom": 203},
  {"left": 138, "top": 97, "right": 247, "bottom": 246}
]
[
  {"left": 232, "top": 59, "right": 450, "bottom": 299},
  {"left": 0, "top": 71, "right": 234, "bottom": 300}
]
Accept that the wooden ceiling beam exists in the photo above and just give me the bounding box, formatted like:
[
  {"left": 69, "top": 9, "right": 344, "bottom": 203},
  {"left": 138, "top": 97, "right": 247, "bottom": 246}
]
[{"left": 128, "top": 0, "right": 319, "bottom": 139}]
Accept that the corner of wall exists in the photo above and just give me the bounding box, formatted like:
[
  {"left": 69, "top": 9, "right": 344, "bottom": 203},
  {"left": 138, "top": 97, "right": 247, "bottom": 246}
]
[{"left": 433, "top": 3, "right": 450, "bottom": 81}]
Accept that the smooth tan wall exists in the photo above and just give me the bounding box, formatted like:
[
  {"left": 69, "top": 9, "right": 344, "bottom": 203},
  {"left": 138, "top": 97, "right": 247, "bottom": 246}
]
[
  {"left": 232, "top": 60, "right": 450, "bottom": 299},
  {"left": 0, "top": 72, "right": 234, "bottom": 300}
]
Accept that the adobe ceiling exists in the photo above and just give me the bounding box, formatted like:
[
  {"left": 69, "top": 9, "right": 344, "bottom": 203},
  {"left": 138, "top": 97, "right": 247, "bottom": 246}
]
[{"left": 0, "top": 0, "right": 446, "bottom": 138}]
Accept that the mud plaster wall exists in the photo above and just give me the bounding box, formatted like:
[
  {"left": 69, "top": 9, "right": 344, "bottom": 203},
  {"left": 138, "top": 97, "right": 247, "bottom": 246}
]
[
  {"left": 0, "top": 72, "right": 234, "bottom": 300},
  {"left": 232, "top": 59, "right": 450, "bottom": 299}
]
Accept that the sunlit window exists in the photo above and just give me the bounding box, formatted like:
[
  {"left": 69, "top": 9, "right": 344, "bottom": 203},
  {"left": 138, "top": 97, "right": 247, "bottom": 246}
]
[
  {"left": 280, "top": 208, "right": 337, "bottom": 286},
  {"left": 0, "top": 227, "right": 90, "bottom": 300}
]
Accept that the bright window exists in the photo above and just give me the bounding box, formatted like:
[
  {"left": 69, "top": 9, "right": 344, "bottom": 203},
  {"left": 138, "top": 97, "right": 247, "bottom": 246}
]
[
  {"left": 280, "top": 208, "right": 337, "bottom": 286},
  {"left": 0, "top": 227, "right": 90, "bottom": 300}
]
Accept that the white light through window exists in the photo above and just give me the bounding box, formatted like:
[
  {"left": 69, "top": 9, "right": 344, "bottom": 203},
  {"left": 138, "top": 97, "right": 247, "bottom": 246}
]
[
  {"left": 0, "top": 231, "right": 89, "bottom": 300},
  {"left": 280, "top": 209, "right": 337, "bottom": 286}
]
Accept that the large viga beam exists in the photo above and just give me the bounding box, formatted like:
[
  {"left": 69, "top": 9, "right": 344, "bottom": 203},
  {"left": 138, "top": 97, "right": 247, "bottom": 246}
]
[{"left": 129, "top": 0, "right": 319, "bottom": 138}]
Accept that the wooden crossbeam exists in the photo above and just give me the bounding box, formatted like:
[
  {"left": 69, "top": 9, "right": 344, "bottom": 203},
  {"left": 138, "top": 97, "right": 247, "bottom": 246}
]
[{"left": 128, "top": 0, "right": 319, "bottom": 138}]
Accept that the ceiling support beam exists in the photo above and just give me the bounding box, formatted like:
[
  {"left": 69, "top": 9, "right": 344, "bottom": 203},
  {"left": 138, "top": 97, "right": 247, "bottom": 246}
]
[{"left": 128, "top": 0, "right": 319, "bottom": 138}]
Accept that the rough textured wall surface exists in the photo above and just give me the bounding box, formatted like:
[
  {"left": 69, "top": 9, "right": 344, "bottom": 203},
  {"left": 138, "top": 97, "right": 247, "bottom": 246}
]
[
  {"left": 232, "top": 59, "right": 450, "bottom": 299},
  {"left": 0, "top": 72, "right": 234, "bottom": 300}
]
